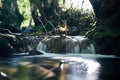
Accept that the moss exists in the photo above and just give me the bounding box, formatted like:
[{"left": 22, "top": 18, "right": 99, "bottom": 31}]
[{"left": 87, "top": 18, "right": 120, "bottom": 55}]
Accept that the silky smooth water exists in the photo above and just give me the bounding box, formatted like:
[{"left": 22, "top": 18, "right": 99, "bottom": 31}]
[
  {"left": 37, "top": 36, "right": 95, "bottom": 53},
  {"left": 0, "top": 54, "right": 120, "bottom": 80}
]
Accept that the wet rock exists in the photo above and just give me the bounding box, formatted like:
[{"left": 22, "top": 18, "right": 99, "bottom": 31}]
[
  {"left": 0, "top": 32, "right": 41, "bottom": 56},
  {"left": 0, "top": 33, "right": 16, "bottom": 55},
  {"left": 0, "top": 72, "right": 12, "bottom": 80},
  {"left": 31, "top": 65, "right": 56, "bottom": 80},
  {"left": 0, "top": 33, "right": 27, "bottom": 55},
  {"left": 29, "top": 50, "right": 44, "bottom": 55},
  {"left": 37, "top": 36, "right": 95, "bottom": 53}
]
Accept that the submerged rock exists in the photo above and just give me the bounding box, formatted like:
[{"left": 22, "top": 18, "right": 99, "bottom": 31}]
[{"left": 29, "top": 50, "right": 44, "bottom": 55}]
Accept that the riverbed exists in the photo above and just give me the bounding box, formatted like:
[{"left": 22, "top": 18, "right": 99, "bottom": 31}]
[{"left": 0, "top": 53, "right": 120, "bottom": 80}]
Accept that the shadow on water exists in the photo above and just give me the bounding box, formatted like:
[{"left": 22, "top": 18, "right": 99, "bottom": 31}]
[{"left": 0, "top": 54, "right": 120, "bottom": 80}]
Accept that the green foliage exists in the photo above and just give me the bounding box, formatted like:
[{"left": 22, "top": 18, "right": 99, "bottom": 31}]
[
  {"left": 0, "top": 0, "right": 95, "bottom": 35},
  {"left": 54, "top": 8, "right": 95, "bottom": 35},
  {"left": 27, "top": 0, "right": 95, "bottom": 35},
  {"left": 87, "top": 17, "right": 120, "bottom": 54},
  {"left": 32, "top": 25, "right": 45, "bottom": 35},
  {"left": 93, "top": 19, "right": 120, "bottom": 38},
  {"left": 17, "top": 0, "right": 32, "bottom": 27},
  {"left": 0, "top": 0, "right": 23, "bottom": 32}
]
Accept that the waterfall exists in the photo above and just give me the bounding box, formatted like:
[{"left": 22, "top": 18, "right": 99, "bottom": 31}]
[{"left": 36, "top": 36, "right": 95, "bottom": 54}]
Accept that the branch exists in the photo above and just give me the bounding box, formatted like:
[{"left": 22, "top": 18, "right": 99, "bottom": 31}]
[
  {"left": 45, "top": 18, "right": 57, "bottom": 30},
  {"left": 37, "top": 17, "right": 47, "bottom": 34}
]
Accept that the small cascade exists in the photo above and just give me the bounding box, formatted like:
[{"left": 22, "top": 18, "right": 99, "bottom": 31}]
[
  {"left": 18, "top": 36, "right": 41, "bottom": 53},
  {"left": 37, "top": 36, "right": 95, "bottom": 54}
]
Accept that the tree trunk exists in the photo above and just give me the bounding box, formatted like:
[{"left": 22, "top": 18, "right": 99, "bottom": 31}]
[
  {"left": 29, "top": 0, "right": 40, "bottom": 26},
  {"left": 11, "top": 0, "right": 23, "bottom": 26},
  {"left": 0, "top": 0, "right": 23, "bottom": 32}
]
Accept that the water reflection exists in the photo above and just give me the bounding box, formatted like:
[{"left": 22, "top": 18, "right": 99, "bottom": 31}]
[
  {"left": 54, "top": 57, "right": 100, "bottom": 80},
  {"left": 1, "top": 55, "right": 120, "bottom": 80}
]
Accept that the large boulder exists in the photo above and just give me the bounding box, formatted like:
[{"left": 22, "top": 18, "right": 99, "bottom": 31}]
[{"left": 0, "top": 33, "right": 41, "bottom": 56}]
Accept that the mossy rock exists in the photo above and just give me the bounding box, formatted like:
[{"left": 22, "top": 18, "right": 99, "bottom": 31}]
[
  {"left": 0, "top": 33, "right": 16, "bottom": 55},
  {"left": 0, "top": 33, "right": 29, "bottom": 55}
]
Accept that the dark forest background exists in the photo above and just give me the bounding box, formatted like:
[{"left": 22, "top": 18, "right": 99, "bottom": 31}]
[
  {"left": 0, "top": 0, "right": 95, "bottom": 35},
  {"left": 0, "top": 0, "right": 120, "bottom": 56}
]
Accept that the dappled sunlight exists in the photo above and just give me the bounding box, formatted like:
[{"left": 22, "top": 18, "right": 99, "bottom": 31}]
[
  {"left": 0, "top": 0, "right": 2, "bottom": 8},
  {"left": 64, "top": 0, "right": 93, "bottom": 12}
]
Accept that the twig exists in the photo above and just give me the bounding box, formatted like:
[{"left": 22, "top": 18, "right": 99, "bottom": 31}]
[
  {"left": 38, "top": 17, "right": 47, "bottom": 34},
  {"left": 45, "top": 18, "right": 57, "bottom": 34}
]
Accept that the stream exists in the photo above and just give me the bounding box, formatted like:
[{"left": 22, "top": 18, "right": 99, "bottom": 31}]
[
  {"left": 0, "top": 54, "right": 120, "bottom": 80},
  {"left": 0, "top": 36, "right": 120, "bottom": 80}
]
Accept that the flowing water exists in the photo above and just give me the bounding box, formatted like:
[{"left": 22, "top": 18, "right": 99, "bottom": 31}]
[
  {"left": 0, "top": 54, "right": 120, "bottom": 80},
  {"left": 0, "top": 36, "right": 120, "bottom": 80},
  {"left": 37, "top": 36, "right": 95, "bottom": 53}
]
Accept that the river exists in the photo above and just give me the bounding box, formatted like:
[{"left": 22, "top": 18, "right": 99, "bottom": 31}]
[{"left": 0, "top": 53, "right": 120, "bottom": 80}]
